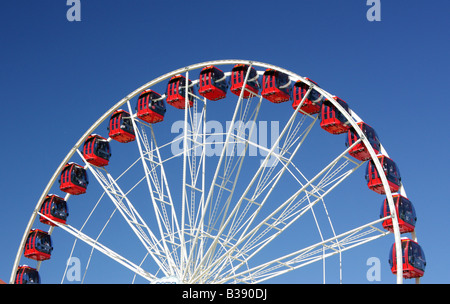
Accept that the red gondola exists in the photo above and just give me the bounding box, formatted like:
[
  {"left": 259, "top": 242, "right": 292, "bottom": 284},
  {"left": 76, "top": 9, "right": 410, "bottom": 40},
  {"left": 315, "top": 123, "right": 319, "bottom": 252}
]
[
  {"left": 292, "top": 78, "right": 323, "bottom": 115},
  {"left": 345, "top": 122, "right": 381, "bottom": 161},
  {"left": 230, "top": 64, "right": 260, "bottom": 99},
  {"left": 15, "top": 266, "right": 40, "bottom": 284},
  {"left": 59, "top": 162, "right": 89, "bottom": 195},
  {"left": 24, "top": 229, "right": 53, "bottom": 261},
  {"left": 380, "top": 194, "right": 416, "bottom": 233},
  {"left": 166, "top": 75, "right": 194, "bottom": 109},
  {"left": 365, "top": 155, "right": 401, "bottom": 194},
  {"left": 136, "top": 89, "right": 166, "bottom": 123},
  {"left": 389, "top": 238, "right": 426, "bottom": 279},
  {"left": 39, "top": 194, "right": 69, "bottom": 226},
  {"left": 198, "top": 66, "right": 228, "bottom": 101},
  {"left": 320, "top": 96, "right": 351, "bottom": 134},
  {"left": 83, "top": 134, "right": 111, "bottom": 167},
  {"left": 108, "top": 110, "right": 136, "bottom": 143},
  {"left": 261, "top": 69, "right": 291, "bottom": 103}
]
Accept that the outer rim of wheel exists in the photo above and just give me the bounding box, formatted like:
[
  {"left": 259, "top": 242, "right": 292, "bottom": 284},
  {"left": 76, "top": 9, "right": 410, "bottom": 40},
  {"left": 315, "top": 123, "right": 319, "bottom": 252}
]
[{"left": 11, "top": 59, "right": 407, "bottom": 284}]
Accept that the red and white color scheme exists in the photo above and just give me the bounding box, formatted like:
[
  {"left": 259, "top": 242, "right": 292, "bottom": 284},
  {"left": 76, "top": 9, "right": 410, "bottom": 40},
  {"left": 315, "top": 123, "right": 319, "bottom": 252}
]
[
  {"left": 320, "top": 96, "right": 351, "bottom": 134},
  {"left": 10, "top": 60, "right": 423, "bottom": 284},
  {"left": 136, "top": 89, "right": 166, "bottom": 123},
  {"left": 198, "top": 66, "right": 228, "bottom": 101},
  {"left": 292, "top": 78, "right": 322, "bottom": 115},
  {"left": 59, "top": 162, "right": 88, "bottom": 195},
  {"left": 14, "top": 266, "right": 40, "bottom": 284},
  {"left": 365, "top": 155, "right": 401, "bottom": 195},
  {"left": 166, "top": 75, "right": 194, "bottom": 109},
  {"left": 24, "top": 229, "right": 53, "bottom": 261},
  {"left": 346, "top": 122, "right": 381, "bottom": 161},
  {"left": 380, "top": 194, "right": 416, "bottom": 234},
  {"left": 39, "top": 194, "right": 68, "bottom": 226},
  {"left": 230, "top": 64, "right": 259, "bottom": 99},
  {"left": 108, "top": 110, "right": 136, "bottom": 143},
  {"left": 83, "top": 134, "right": 111, "bottom": 167},
  {"left": 389, "top": 238, "right": 426, "bottom": 279},
  {"left": 261, "top": 68, "right": 290, "bottom": 103}
]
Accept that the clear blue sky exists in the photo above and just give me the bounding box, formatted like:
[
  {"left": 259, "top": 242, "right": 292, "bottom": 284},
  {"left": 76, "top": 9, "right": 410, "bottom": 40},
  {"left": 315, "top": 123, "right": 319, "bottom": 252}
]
[{"left": 1, "top": 0, "right": 449, "bottom": 284}]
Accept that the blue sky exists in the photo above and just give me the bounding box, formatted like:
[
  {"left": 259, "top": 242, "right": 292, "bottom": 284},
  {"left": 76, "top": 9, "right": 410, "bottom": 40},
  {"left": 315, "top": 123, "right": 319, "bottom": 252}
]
[{"left": 1, "top": 0, "right": 449, "bottom": 284}]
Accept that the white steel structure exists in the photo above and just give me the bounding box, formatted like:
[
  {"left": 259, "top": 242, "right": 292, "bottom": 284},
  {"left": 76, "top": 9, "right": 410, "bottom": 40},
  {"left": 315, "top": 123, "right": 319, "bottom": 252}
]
[{"left": 11, "top": 60, "right": 418, "bottom": 284}]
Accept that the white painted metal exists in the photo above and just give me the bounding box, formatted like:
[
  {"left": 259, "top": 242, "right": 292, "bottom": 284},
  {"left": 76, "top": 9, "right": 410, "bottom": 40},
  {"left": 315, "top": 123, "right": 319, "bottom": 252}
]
[
  {"left": 38, "top": 212, "right": 156, "bottom": 282},
  {"left": 11, "top": 60, "right": 412, "bottom": 284}
]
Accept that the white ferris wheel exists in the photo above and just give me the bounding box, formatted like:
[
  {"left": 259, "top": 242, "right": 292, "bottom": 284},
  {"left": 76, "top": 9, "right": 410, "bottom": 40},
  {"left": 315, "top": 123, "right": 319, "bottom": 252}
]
[{"left": 10, "top": 60, "right": 425, "bottom": 284}]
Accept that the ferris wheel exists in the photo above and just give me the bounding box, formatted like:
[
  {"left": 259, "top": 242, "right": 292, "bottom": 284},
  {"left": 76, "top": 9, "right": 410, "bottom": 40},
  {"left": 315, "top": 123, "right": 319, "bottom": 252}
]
[{"left": 10, "top": 60, "right": 426, "bottom": 284}]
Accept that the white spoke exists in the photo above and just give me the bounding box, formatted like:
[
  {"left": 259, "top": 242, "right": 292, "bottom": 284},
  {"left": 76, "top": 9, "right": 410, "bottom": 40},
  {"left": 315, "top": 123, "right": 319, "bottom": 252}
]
[
  {"left": 79, "top": 156, "right": 171, "bottom": 276},
  {"left": 126, "top": 100, "right": 182, "bottom": 277},
  {"left": 38, "top": 212, "right": 157, "bottom": 282},
  {"left": 217, "top": 217, "right": 390, "bottom": 284}
]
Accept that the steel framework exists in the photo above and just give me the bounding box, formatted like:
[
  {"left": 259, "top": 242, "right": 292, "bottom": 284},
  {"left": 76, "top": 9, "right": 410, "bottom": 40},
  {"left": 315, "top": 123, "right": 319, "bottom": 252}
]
[{"left": 11, "top": 60, "right": 418, "bottom": 284}]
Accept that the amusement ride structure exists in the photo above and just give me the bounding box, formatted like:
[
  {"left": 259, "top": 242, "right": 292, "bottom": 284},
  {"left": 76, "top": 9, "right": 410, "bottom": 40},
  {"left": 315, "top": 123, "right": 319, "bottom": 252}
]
[{"left": 11, "top": 60, "right": 425, "bottom": 284}]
